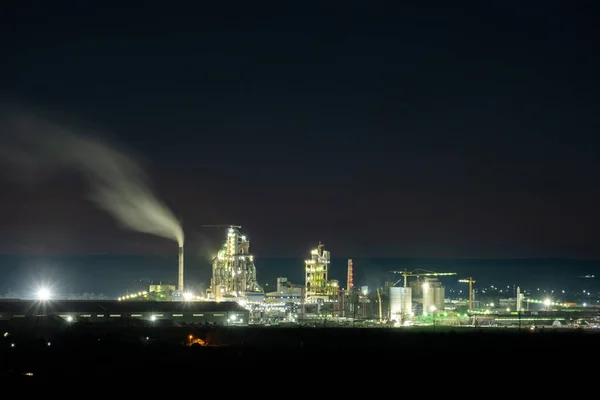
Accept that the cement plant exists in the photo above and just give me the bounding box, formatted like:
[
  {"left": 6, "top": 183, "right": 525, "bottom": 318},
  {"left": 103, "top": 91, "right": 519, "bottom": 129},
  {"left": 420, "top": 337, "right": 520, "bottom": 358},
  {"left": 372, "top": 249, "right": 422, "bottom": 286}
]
[
  {"left": 3, "top": 225, "right": 598, "bottom": 331},
  {"left": 2, "top": 224, "right": 600, "bottom": 378}
]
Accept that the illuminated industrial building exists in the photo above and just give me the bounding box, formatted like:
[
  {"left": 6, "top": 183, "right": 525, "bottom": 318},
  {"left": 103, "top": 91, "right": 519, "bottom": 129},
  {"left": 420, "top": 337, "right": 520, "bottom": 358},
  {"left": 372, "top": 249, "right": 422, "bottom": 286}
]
[
  {"left": 207, "top": 226, "right": 262, "bottom": 301},
  {"left": 265, "top": 277, "right": 304, "bottom": 304},
  {"left": 259, "top": 277, "right": 305, "bottom": 321},
  {"left": 304, "top": 242, "right": 338, "bottom": 302},
  {"left": 149, "top": 283, "right": 176, "bottom": 300},
  {"left": 117, "top": 283, "right": 180, "bottom": 302}
]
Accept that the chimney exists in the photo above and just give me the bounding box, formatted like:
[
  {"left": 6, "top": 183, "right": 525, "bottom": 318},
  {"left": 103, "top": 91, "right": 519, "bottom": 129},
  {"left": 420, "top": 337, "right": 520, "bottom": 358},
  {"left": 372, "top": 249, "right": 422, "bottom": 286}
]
[{"left": 178, "top": 246, "right": 184, "bottom": 292}]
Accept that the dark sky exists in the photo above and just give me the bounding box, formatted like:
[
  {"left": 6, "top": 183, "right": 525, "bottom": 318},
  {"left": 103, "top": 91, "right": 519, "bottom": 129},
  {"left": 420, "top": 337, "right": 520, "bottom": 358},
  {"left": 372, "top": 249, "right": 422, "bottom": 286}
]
[{"left": 0, "top": 2, "right": 599, "bottom": 259}]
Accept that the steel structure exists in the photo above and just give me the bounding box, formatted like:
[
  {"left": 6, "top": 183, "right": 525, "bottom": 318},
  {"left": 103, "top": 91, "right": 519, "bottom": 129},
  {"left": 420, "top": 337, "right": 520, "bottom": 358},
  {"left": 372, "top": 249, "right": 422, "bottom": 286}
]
[
  {"left": 458, "top": 277, "right": 476, "bottom": 312},
  {"left": 206, "top": 225, "right": 262, "bottom": 300},
  {"left": 516, "top": 286, "right": 524, "bottom": 312},
  {"left": 391, "top": 269, "right": 457, "bottom": 288},
  {"left": 347, "top": 259, "right": 354, "bottom": 291}
]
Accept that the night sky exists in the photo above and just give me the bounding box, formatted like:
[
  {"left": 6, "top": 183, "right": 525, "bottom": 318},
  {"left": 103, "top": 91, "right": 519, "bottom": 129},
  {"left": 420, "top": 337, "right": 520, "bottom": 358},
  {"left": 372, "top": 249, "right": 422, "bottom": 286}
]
[{"left": 1, "top": 2, "right": 599, "bottom": 260}]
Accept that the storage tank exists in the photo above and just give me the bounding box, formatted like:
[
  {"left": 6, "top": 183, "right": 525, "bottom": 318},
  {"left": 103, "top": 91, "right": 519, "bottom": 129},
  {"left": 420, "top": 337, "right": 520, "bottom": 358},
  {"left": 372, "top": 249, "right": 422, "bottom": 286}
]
[
  {"left": 422, "top": 282, "right": 435, "bottom": 313},
  {"left": 433, "top": 286, "right": 445, "bottom": 311},
  {"left": 390, "top": 287, "right": 412, "bottom": 321}
]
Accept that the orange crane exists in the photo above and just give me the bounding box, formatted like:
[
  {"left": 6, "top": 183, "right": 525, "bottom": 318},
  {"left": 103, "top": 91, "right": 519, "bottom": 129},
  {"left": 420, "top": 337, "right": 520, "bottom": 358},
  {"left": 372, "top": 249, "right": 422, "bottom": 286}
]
[
  {"left": 391, "top": 269, "right": 457, "bottom": 288},
  {"left": 458, "top": 277, "right": 476, "bottom": 312}
]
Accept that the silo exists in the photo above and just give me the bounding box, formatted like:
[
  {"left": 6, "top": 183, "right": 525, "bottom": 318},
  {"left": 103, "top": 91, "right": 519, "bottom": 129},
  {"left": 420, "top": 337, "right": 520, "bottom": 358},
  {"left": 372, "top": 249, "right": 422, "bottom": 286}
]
[
  {"left": 422, "top": 283, "right": 435, "bottom": 313},
  {"left": 390, "top": 287, "right": 412, "bottom": 321},
  {"left": 433, "top": 286, "right": 445, "bottom": 311}
]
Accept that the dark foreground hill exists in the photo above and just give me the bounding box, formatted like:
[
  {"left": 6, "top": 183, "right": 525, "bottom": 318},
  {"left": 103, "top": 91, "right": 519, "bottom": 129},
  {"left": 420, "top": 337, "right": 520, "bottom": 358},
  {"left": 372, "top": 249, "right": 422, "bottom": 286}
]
[{"left": 1, "top": 325, "right": 599, "bottom": 379}]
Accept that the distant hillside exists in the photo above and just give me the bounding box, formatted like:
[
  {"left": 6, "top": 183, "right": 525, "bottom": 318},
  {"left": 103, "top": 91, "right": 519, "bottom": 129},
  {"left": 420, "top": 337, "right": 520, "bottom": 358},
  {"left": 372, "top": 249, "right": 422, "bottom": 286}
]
[{"left": 0, "top": 254, "right": 598, "bottom": 298}]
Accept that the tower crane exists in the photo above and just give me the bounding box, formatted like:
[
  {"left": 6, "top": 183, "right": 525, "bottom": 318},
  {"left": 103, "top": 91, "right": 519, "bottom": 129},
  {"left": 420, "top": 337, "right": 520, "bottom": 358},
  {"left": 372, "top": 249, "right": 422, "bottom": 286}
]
[
  {"left": 391, "top": 269, "right": 457, "bottom": 287},
  {"left": 458, "top": 277, "right": 476, "bottom": 312},
  {"left": 201, "top": 224, "right": 242, "bottom": 230}
]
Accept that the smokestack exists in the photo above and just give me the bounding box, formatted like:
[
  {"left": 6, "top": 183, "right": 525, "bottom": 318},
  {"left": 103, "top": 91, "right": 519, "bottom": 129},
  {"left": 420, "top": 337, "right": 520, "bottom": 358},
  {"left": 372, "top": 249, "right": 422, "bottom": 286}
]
[
  {"left": 178, "top": 246, "right": 184, "bottom": 292},
  {"left": 347, "top": 259, "right": 354, "bottom": 291}
]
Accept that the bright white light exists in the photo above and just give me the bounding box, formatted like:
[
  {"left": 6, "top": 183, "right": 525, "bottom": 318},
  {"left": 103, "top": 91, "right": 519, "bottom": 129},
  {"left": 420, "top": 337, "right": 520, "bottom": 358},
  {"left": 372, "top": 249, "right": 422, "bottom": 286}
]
[
  {"left": 183, "top": 292, "right": 193, "bottom": 300},
  {"left": 36, "top": 288, "right": 51, "bottom": 301},
  {"left": 150, "top": 315, "right": 157, "bottom": 321},
  {"left": 543, "top": 298, "right": 551, "bottom": 307},
  {"left": 66, "top": 316, "right": 73, "bottom": 322}
]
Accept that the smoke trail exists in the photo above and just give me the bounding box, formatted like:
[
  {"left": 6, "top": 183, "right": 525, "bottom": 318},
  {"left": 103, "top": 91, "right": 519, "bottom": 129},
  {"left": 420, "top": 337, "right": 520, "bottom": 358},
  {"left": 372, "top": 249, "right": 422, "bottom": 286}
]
[{"left": 0, "top": 111, "right": 184, "bottom": 247}]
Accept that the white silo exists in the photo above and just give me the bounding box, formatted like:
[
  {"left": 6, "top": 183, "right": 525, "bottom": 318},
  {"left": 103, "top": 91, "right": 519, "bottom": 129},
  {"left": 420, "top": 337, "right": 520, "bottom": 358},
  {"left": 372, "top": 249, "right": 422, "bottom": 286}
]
[
  {"left": 422, "top": 281, "right": 435, "bottom": 313},
  {"left": 433, "top": 286, "right": 445, "bottom": 311},
  {"left": 390, "top": 286, "right": 412, "bottom": 321}
]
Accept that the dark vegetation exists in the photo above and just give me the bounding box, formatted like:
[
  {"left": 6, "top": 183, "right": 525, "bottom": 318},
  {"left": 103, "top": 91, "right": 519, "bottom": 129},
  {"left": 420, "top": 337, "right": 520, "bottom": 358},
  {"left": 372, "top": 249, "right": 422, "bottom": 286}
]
[{"left": 1, "top": 323, "right": 598, "bottom": 378}]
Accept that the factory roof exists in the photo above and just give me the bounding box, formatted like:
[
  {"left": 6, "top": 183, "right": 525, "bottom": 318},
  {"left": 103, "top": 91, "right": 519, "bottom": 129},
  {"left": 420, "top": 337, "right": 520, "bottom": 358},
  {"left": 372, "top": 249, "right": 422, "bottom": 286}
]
[{"left": 0, "top": 299, "right": 247, "bottom": 314}]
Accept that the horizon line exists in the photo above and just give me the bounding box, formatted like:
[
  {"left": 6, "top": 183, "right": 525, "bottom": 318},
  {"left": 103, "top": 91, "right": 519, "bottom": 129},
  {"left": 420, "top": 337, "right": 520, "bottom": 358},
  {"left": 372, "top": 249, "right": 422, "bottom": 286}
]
[{"left": 0, "top": 252, "right": 599, "bottom": 261}]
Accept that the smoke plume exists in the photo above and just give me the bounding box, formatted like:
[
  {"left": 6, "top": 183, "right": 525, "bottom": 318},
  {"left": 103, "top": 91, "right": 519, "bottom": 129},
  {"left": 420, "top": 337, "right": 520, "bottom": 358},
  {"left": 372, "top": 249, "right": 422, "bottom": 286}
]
[{"left": 0, "top": 111, "right": 184, "bottom": 247}]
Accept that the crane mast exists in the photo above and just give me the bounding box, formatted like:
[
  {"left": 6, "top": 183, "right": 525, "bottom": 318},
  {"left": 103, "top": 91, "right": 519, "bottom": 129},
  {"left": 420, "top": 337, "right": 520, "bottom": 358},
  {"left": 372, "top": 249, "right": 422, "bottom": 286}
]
[{"left": 458, "top": 277, "right": 476, "bottom": 312}]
